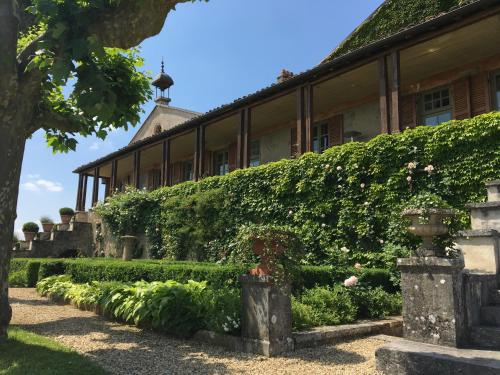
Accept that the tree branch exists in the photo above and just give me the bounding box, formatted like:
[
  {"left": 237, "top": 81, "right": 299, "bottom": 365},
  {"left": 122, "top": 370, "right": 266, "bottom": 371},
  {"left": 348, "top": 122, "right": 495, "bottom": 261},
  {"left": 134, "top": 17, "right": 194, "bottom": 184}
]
[
  {"left": 85, "top": 0, "right": 190, "bottom": 48},
  {"left": 37, "top": 110, "right": 84, "bottom": 134}
]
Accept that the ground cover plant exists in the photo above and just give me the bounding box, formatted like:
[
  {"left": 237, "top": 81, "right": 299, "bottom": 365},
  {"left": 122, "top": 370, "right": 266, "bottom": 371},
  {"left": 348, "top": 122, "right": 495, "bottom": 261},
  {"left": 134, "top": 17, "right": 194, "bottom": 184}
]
[
  {"left": 37, "top": 275, "right": 401, "bottom": 334},
  {"left": 95, "top": 114, "right": 500, "bottom": 271},
  {"left": 0, "top": 327, "right": 109, "bottom": 375}
]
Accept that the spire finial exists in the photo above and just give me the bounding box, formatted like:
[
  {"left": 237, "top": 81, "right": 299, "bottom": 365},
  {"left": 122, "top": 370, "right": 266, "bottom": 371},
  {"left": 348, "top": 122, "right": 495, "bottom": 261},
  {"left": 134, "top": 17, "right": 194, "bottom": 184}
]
[{"left": 161, "top": 58, "right": 165, "bottom": 73}]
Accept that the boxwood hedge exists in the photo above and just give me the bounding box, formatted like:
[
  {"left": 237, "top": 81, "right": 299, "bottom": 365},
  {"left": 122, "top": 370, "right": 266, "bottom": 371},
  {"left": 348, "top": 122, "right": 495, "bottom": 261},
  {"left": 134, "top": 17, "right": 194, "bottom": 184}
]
[{"left": 9, "top": 258, "right": 394, "bottom": 292}]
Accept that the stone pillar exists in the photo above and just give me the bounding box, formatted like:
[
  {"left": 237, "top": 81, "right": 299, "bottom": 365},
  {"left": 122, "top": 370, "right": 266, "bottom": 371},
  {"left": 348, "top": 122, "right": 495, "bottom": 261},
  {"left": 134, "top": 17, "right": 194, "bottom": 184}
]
[
  {"left": 240, "top": 275, "right": 294, "bottom": 356},
  {"left": 397, "top": 256, "right": 467, "bottom": 347},
  {"left": 121, "top": 235, "right": 136, "bottom": 261}
]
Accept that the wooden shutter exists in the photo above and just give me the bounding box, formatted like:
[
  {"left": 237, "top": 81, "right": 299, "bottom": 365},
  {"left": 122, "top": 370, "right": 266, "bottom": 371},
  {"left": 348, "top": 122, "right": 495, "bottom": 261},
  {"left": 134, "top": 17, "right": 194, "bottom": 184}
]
[
  {"left": 290, "top": 127, "right": 298, "bottom": 158},
  {"left": 453, "top": 78, "right": 471, "bottom": 120},
  {"left": 471, "top": 72, "right": 491, "bottom": 116},
  {"left": 228, "top": 143, "right": 237, "bottom": 172},
  {"left": 328, "top": 114, "right": 344, "bottom": 146},
  {"left": 400, "top": 94, "right": 417, "bottom": 128}
]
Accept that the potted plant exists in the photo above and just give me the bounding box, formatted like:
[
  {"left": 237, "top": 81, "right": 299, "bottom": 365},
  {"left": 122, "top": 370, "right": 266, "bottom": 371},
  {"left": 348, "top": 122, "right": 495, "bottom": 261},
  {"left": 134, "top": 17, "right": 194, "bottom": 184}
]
[
  {"left": 402, "top": 192, "right": 456, "bottom": 257},
  {"left": 232, "top": 223, "right": 302, "bottom": 286},
  {"left": 40, "top": 216, "right": 55, "bottom": 232},
  {"left": 59, "top": 207, "right": 75, "bottom": 224},
  {"left": 22, "top": 222, "right": 39, "bottom": 242}
]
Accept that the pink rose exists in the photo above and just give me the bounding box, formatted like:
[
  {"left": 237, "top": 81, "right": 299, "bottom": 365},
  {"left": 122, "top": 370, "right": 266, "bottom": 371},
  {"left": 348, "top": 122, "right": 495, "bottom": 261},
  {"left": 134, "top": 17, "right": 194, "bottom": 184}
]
[{"left": 344, "top": 276, "right": 358, "bottom": 287}]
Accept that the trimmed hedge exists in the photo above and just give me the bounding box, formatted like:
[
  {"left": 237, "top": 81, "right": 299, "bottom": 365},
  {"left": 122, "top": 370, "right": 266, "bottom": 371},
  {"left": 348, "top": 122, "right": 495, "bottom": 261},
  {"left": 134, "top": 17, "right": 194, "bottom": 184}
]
[{"left": 9, "top": 258, "right": 394, "bottom": 292}]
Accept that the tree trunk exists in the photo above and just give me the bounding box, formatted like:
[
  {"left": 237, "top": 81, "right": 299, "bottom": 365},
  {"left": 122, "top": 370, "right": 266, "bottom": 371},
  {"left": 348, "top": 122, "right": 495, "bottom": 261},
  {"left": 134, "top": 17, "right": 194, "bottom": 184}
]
[{"left": 0, "top": 118, "right": 26, "bottom": 340}]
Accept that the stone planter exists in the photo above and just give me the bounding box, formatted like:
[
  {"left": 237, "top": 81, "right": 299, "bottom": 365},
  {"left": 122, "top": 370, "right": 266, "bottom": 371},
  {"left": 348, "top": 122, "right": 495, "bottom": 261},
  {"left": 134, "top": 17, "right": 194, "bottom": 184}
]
[
  {"left": 41, "top": 223, "right": 54, "bottom": 233},
  {"left": 60, "top": 214, "right": 73, "bottom": 225},
  {"left": 121, "top": 235, "right": 137, "bottom": 261},
  {"left": 23, "top": 231, "right": 36, "bottom": 242},
  {"left": 249, "top": 237, "right": 283, "bottom": 276},
  {"left": 402, "top": 208, "right": 455, "bottom": 257}
]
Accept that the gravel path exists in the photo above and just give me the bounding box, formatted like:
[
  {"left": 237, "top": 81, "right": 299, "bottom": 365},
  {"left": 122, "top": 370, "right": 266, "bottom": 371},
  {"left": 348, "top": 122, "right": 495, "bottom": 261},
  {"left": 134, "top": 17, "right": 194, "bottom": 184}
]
[{"left": 10, "top": 288, "right": 383, "bottom": 375}]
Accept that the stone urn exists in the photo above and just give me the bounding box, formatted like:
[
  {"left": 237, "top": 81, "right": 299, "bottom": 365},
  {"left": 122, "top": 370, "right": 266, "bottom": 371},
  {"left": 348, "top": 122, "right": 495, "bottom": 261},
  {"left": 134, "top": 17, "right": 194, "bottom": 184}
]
[
  {"left": 23, "top": 231, "right": 36, "bottom": 242},
  {"left": 60, "top": 214, "right": 73, "bottom": 225},
  {"left": 41, "top": 223, "right": 54, "bottom": 233},
  {"left": 249, "top": 237, "right": 284, "bottom": 276},
  {"left": 402, "top": 208, "right": 456, "bottom": 257},
  {"left": 121, "top": 235, "right": 137, "bottom": 261}
]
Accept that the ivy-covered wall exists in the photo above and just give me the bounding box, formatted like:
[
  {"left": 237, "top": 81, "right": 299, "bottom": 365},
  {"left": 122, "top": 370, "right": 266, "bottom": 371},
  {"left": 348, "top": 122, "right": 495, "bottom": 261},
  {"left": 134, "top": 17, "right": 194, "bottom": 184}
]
[
  {"left": 323, "top": 0, "right": 475, "bottom": 62},
  {"left": 95, "top": 113, "right": 500, "bottom": 269}
]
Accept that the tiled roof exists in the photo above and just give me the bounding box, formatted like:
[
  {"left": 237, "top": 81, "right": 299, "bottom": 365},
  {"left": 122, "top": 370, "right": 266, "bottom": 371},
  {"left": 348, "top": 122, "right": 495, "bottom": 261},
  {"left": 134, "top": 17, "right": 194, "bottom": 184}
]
[{"left": 73, "top": 0, "right": 497, "bottom": 173}]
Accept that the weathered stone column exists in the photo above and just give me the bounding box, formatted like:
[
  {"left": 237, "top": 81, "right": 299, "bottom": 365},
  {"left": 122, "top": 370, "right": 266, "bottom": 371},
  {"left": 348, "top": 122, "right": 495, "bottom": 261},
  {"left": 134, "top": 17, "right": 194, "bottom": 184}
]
[
  {"left": 121, "top": 235, "right": 136, "bottom": 261},
  {"left": 397, "top": 256, "right": 467, "bottom": 347},
  {"left": 240, "top": 275, "right": 294, "bottom": 356}
]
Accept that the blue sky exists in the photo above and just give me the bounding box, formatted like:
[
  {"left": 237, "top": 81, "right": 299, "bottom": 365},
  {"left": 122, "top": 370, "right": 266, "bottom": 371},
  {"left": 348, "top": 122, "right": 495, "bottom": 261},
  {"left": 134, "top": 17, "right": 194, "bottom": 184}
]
[{"left": 16, "top": 0, "right": 383, "bottom": 235}]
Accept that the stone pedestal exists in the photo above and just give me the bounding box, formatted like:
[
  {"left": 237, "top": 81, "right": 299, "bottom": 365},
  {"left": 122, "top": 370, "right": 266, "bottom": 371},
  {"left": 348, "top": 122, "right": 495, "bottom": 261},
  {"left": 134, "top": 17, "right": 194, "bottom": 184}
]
[
  {"left": 240, "top": 275, "right": 294, "bottom": 356},
  {"left": 74, "top": 211, "right": 89, "bottom": 223},
  {"left": 397, "top": 256, "right": 466, "bottom": 347},
  {"left": 457, "top": 180, "right": 500, "bottom": 275},
  {"left": 121, "top": 236, "right": 136, "bottom": 261}
]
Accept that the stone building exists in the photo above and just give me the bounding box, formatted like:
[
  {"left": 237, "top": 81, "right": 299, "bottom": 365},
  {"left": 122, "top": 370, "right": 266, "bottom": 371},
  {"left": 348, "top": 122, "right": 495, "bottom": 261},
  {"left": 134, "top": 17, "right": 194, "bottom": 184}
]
[{"left": 73, "top": 0, "right": 500, "bottom": 209}]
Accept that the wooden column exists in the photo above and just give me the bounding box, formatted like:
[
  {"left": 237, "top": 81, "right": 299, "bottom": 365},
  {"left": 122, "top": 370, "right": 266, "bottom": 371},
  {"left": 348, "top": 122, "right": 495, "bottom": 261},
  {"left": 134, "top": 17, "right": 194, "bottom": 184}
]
[
  {"left": 237, "top": 108, "right": 251, "bottom": 168},
  {"left": 198, "top": 125, "right": 205, "bottom": 179},
  {"left": 390, "top": 50, "right": 401, "bottom": 133},
  {"left": 161, "top": 139, "right": 171, "bottom": 186},
  {"left": 104, "top": 178, "right": 111, "bottom": 198},
  {"left": 110, "top": 159, "right": 118, "bottom": 195},
  {"left": 305, "top": 85, "right": 314, "bottom": 153},
  {"left": 296, "top": 87, "right": 305, "bottom": 156},
  {"left": 81, "top": 175, "right": 88, "bottom": 211},
  {"left": 91, "top": 167, "right": 100, "bottom": 206},
  {"left": 378, "top": 56, "right": 390, "bottom": 134},
  {"left": 133, "top": 151, "right": 141, "bottom": 188},
  {"left": 75, "top": 174, "right": 83, "bottom": 211},
  {"left": 193, "top": 127, "right": 201, "bottom": 181},
  {"left": 297, "top": 85, "right": 314, "bottom": 153}
]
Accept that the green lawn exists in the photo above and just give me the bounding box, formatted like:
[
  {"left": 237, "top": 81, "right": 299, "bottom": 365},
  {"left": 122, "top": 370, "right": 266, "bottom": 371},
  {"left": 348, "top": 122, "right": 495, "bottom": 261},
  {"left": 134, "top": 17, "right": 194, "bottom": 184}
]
[{"left": 0, "top": 327, "right": 108, "bottom": 375}]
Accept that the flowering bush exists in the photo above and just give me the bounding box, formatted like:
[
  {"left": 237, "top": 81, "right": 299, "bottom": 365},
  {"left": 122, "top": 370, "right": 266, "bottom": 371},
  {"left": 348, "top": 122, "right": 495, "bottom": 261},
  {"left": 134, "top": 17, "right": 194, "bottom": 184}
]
[{"left": 95, "top": 114, "right": 500, "bottom": 270}]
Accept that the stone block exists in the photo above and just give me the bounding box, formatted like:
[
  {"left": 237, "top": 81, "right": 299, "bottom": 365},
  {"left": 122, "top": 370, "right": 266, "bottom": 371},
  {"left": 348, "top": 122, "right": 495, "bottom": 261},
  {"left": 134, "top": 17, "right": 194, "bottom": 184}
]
[
  {"left": 240, "top": 275, "right": 294, "bottom": 356},
  {"left": 456, "top": 229, "right": 500, "bottom": 274},
  {"left": 376, "top": 337, "right": 500, "bottom": 375},
  {"left": 467, "top": 201, "right": 500, "bottom": 231},
  {"left": 486, "top": 180, "right": 500, "bottom": 202},
  {"left": 397, "top": 257, "right": 466, "bottom": 347}
]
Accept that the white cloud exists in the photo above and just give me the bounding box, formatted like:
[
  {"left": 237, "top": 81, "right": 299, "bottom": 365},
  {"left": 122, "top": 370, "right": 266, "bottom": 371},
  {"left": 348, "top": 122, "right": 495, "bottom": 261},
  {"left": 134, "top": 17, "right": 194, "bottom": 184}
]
[
  {"left": 89, "top": 142, "right": 99, "bottom": 150},
  {"left": 36, "top": 179, "right": 63, "bottom": 192},
  {"left": 21, "top": 182, "right": 40, "bottom": 191},
  {"left": 21, "top": 179, "right": 63, "bottom": 193}
]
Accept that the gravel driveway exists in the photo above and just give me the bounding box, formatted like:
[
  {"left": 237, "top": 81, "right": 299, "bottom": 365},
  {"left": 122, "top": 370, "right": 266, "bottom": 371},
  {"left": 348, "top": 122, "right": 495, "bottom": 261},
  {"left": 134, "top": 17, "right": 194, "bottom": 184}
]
[{"left": 10, "top": 288, "right": 383, "bottom": 375}]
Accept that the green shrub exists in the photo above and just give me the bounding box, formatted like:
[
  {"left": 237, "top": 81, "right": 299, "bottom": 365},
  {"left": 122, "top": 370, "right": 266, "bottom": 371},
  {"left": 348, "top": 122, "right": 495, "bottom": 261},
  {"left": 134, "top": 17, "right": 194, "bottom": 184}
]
[
  {"left": 200, "top": 287, "right": 241, "bottom": 334},
  {"left": 9, "top": 271, "right": 28, "bottom": 287},
  {"left": 9, "top": 259, "right": 42, "bottom": 287},
  {"left": 299, "top": 285, "right": 357, "bottom": 326},
  {"left": 59, "top": 207, "right": 74, "bottom": 216},
  {"left": 291, "top": 298, "right": 318, "bottom": 330},
  {"left": 95, "top": 114, "right": 500, "bottom": 269},
  {"left": 22, "top": 222, "right": 39, "bottom": 233},
  {"left": 348, "top": 286, "right": 402, "bottom": 319},
  {"left": 40, "top": 216, "right": 54, "bottom": 224},
  {"left": 38, "top": 260, "right": 68, "bottom": 279}
]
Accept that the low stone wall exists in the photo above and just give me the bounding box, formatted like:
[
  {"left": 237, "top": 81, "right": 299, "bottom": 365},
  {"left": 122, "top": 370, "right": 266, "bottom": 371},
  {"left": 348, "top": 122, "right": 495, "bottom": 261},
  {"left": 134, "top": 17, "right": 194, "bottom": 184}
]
[{"left": 194, "top": 317, "right": 403, "bottom": 354}]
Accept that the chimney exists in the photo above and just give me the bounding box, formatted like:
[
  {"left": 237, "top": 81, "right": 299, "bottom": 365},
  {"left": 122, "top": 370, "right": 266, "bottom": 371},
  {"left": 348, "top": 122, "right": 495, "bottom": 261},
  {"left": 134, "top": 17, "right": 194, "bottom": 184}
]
[{"left": 277, "top": 69, "right": 294, "bottom": 83}]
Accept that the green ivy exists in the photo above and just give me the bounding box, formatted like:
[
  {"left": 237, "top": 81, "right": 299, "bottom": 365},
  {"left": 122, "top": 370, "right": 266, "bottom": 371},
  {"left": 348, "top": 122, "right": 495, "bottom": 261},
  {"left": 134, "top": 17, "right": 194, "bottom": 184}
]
[
  {"left": 324, "top": 0, "right": 475, "bottom": 61},
  {"left": 95, "top": 114, "right": 500, "bottom": 270}
]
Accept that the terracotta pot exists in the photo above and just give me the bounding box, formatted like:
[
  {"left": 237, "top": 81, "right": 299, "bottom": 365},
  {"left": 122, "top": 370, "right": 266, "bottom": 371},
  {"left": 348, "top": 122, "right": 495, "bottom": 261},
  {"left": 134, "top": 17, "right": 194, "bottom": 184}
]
[
  {"left": 249, "top": 237, "right": 284, "bottom": 276},
  {"left": 23, "top": 231, "right": 36, "bottom": 242},
  {"left": 41, "top": 223, "right": 54, "bottom": 233},
  {"left": 60, "top": 214, "right": 73, "bottom": 225},
  {"left": 402, "top": 208, "right": 455, "bottom": 257}
]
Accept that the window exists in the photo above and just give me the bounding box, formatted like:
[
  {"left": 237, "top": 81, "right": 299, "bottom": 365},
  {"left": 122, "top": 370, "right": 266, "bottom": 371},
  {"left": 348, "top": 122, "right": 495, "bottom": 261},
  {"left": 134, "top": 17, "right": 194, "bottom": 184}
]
[
  {"left": 148, "top": 169, "right": 161, "bottom": 190},
  {"left": 182, "top": 160, "right": 193, "bottom": 182},
  {"left": 494, "top": 72, "right": 500, "bottom": 110},
  {"left": 214, "top": 150, "right": 229, "bottom": 176},
  {"left": 422, "top": 87, "right": 452, "bottom": 126},
  {"left": 313, "top": 123, "right": 329, "bottom": 153},
  {"left": 250, "top": 140, "right": 260, "bottom": 167}
]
